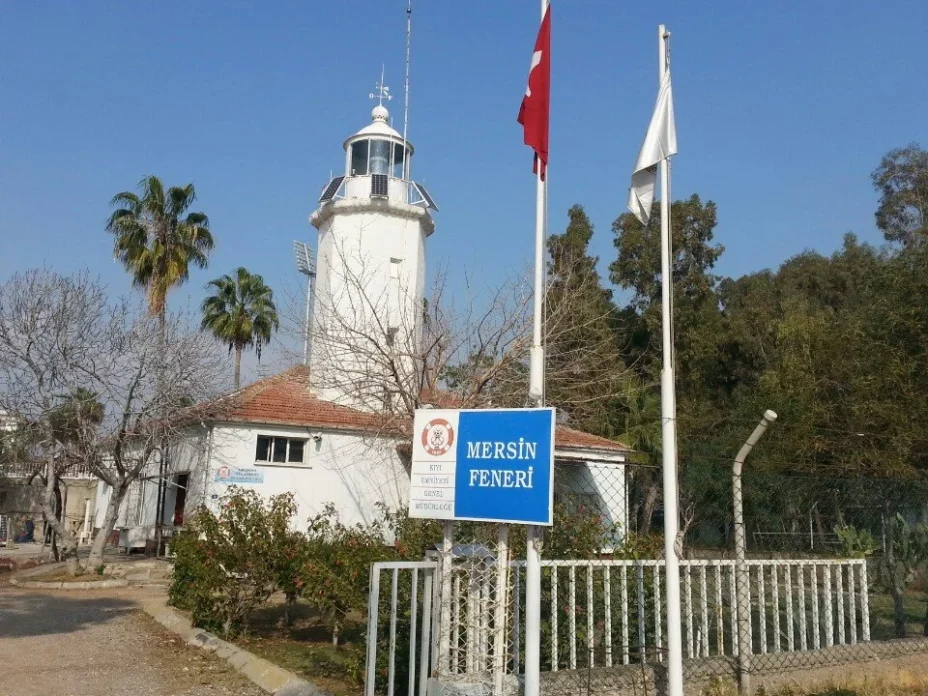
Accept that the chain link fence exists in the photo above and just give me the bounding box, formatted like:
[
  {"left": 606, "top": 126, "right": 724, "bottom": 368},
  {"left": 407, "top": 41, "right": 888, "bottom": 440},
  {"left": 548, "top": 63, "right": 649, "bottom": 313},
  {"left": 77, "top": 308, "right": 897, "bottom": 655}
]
[{"left": 365, "top": 463, "right": 928, "bottom": 696}]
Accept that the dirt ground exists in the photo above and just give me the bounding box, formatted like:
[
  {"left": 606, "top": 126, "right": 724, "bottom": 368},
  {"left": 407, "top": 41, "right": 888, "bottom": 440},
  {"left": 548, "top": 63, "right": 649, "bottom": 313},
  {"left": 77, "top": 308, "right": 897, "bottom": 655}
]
[{"left": 0, "top": 585, "right": 267, "bottom": 696}]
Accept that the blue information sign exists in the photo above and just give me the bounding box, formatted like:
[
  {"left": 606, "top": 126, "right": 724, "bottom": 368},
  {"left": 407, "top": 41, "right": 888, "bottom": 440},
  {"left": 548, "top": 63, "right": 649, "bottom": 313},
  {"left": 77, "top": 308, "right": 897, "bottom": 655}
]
[{"left": 409, "top": 407, "right": 555, "bottom": 525}]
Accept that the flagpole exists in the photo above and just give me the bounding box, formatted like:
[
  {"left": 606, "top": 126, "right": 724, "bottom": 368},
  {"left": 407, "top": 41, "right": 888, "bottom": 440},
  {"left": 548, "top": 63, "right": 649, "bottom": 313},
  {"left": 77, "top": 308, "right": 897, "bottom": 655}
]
[
  {"left": 658, "top": 23, "right": 685, "bottom": 696},
  {"left": 524, "top": 1, "right": 548, "bottom": 695}
]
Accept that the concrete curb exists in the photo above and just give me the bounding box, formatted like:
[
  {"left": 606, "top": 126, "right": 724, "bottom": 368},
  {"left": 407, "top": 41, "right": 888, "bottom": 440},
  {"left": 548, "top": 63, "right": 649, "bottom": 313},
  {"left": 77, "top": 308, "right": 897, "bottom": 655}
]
[
  {"left": 8, "top": 561, "right": 66, "bottom": 578},
  {"left": 10, "top": 576, "right": 129, "bottom": 590},
  {"left": 141, "top": 598, "right": 328, "bottom": 696}
]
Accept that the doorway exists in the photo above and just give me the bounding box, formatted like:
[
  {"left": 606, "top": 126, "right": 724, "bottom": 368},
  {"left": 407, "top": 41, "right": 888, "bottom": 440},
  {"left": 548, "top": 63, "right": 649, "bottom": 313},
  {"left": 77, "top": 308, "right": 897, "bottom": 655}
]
[{"left": 172, "top": 473, "right": 189, "bottom": 526}]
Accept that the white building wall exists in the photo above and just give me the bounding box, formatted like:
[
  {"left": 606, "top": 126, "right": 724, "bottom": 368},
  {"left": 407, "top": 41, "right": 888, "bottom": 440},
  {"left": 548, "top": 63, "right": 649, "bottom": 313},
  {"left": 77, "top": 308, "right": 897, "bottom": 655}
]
[
  {"left": 555, "top": 461, "right": 628, "bottom": 549},
  {"left": 204, "top": 423, "right": 409, "bottom": 530},
  {"left": 92, "top": 426, "right": 209, "bottom": 537}
]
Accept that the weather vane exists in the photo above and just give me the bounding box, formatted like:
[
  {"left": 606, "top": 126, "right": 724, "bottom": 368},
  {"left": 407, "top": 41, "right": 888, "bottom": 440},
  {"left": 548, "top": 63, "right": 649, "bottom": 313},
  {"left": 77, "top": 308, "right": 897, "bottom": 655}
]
[{"left": 369, "top": 65, "right": 392, "bottom": 106}]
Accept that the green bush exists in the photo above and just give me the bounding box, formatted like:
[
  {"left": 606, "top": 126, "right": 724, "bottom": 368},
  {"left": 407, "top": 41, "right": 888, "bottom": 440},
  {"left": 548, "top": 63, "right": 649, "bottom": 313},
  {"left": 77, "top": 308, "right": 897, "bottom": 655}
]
[
  {"left": 169, "top": 487, "right": 298, "bottom": 637},
  {"left": 834, "top": 524, "right": 878, "bottom": 559},
  {"left": 301, "top": 504, "right": 394, "bottom": 645}
]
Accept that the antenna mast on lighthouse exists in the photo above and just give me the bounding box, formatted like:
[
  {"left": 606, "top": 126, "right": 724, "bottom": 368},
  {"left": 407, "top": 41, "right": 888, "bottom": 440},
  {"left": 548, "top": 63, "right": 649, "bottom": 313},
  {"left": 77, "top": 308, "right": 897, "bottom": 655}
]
[{"left": 402, "top": 0, "right": 412, "bottom": 144}]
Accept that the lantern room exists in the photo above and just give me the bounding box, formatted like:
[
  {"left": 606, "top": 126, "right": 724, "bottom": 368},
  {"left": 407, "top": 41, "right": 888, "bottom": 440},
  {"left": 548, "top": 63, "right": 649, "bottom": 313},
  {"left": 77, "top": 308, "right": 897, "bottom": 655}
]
[{"left": 315, "top": 103, "right": 438, "bottom": 212}]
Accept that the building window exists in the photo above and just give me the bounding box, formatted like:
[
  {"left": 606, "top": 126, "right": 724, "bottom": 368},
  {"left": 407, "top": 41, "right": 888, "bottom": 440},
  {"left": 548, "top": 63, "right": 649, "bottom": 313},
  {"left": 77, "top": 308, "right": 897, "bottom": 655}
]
[{"left": 255, "top": 436, "right": 307, "bottom": 465}]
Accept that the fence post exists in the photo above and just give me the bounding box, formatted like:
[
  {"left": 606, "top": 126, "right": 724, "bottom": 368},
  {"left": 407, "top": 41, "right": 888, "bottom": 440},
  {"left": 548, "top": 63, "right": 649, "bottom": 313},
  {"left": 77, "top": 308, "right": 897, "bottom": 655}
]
[
  {"left": 733, "top": 410, "right": 777, "bottom": 694},
  {"left": 493, "top": 525, "right": 510, "bottom": 696},
  {"left": 365, "top": 565, "right": 382, "bottom": 696},
  {"left": 439, "top": 522, "right": 454, "bottom": 675}
]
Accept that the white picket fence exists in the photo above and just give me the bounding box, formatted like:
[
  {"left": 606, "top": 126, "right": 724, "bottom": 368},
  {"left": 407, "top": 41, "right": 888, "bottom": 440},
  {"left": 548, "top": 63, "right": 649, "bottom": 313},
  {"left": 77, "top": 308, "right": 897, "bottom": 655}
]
[
  {"left": 365, "top": 557, "right": 871, "bottom": 696},
  {"left": 506, "top": 559, "right": 869, "bottom": 673}
]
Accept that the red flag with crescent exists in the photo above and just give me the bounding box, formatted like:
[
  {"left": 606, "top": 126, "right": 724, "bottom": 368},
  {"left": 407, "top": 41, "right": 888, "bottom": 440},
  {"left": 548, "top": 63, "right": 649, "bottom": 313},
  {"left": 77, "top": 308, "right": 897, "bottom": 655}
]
[{"left": 517, "top": 6, "right": 551, "bottom": 181}]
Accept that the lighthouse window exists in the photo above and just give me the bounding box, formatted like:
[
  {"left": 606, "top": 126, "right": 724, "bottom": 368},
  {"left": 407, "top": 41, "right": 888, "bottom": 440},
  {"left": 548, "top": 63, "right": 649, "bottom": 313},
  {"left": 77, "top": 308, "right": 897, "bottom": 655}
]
[
  {"left": 393, "top": 144, "right": 407, "bottom": 178},
  {"left": 350, "top": 139, "right": 369, "bottom": 176},
  {"left": 369, "top": 139, "right": 390, "bottom": 176}
]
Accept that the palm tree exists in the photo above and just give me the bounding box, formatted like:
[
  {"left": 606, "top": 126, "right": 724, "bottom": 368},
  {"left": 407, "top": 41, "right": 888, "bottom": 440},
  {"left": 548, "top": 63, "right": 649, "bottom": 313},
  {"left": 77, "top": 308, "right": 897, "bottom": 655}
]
[
  {"left": 107, "top": 175, "right": 212, "bottom": 554},
  {"left": 201, "top": 267, "right": 279, "bottom": 390},
  {"left": 106, "top": 175, "right": 214, "bottom": 332},
  {"left": 618, "top": 382, "right": 663, "bottom": 533}
]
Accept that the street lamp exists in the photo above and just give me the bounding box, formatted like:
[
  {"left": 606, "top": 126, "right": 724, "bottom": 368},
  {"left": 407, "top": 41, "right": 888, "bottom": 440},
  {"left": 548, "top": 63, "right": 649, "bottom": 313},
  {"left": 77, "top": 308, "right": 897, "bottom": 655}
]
[
  {"left": 293, "top": 241, "right": 316, "bottom": 366},
  {"left": 733, "top": 409, "right": 777, "bottom": 695}
]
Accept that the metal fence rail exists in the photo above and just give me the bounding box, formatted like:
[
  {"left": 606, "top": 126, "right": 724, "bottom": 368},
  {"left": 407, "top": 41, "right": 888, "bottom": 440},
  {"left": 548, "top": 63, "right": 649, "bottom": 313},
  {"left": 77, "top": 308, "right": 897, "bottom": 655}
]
[
  {"left": 364, "top": 554, "right": 871, "bottom": 696},
  {"left": 506, "top": 558, "right": 869, "bottom": 674}
]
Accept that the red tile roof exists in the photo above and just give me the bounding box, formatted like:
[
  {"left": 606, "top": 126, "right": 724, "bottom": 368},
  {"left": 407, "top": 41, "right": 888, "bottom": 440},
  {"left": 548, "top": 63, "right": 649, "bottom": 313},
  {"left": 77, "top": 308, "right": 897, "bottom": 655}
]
[
  {"left": 554, "top": 426, "right": 631, "bottom": 454},
  {"left": 200, "top": 365, "right": 392, "bottom": 433},
  {"left": 201, "top": 366, "right": 630, "bottom": 455}
]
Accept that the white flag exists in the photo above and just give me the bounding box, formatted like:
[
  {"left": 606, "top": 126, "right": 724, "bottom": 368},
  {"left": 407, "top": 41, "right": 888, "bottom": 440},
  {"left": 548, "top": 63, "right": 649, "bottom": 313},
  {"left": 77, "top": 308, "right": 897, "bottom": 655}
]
[{"left": 627, "top": 69, "right": 677, "bottom": 225}]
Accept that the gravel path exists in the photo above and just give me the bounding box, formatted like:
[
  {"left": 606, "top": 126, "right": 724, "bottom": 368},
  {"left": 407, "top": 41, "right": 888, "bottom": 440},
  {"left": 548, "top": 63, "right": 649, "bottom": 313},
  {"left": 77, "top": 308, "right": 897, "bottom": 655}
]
[{"left": 0, "top": 585, "right": 267, "bottom": 696}]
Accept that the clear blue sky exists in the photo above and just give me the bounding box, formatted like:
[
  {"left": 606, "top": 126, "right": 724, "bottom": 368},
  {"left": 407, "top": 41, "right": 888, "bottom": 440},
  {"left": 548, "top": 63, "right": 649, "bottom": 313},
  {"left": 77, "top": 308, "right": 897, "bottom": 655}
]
[{"left": 2, "top": 1, "right": 926, "bottom": 375}]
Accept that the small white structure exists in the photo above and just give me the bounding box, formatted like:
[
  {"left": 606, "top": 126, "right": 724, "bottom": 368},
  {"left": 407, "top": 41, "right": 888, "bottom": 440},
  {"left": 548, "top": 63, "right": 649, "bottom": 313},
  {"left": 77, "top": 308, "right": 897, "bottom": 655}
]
[{"left": 94, "top": 366, "right": 632, "bottom": 545}]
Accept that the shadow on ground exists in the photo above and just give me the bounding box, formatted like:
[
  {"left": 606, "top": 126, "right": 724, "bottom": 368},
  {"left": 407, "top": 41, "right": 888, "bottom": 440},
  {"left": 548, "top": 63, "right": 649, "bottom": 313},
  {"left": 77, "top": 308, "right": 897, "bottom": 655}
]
[{"left": 0, "top": 588, "right": 137, "bottom": 638}]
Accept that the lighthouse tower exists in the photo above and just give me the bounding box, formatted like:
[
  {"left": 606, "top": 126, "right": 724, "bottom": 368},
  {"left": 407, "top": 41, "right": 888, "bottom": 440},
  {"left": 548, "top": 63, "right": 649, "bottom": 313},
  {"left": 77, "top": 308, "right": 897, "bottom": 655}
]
[{"left": 308, "top": 95, "right": 437, "bottom": 409}]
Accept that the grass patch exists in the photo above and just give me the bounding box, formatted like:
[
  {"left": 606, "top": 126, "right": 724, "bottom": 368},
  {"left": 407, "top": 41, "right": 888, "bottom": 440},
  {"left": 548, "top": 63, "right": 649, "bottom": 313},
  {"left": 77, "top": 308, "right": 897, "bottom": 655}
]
[
  {"left": 867, "top": 592, "right": 926, "bottom": 640},
  {"left": 233, "top": 595, "right": 365, "bottom": 696}
]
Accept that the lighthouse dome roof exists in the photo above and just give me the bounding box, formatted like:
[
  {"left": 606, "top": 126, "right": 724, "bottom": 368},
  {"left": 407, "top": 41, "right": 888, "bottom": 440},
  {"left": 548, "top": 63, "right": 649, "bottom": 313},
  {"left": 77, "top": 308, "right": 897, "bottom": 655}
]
[{"left": 343, "top": 105, "right": 412, "bottom": 153}]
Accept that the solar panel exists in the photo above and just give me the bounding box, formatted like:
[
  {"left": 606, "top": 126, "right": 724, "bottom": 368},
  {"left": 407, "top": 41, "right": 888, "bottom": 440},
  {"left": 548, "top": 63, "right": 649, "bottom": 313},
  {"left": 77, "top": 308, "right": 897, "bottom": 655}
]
[
  {"left": 414, "top": 182, "right": 439, "bottom": 211},
  {"left": 371, "top": 174, "right": 389, "bottom": 197},
  {"left": 319, "top": 176, "right": 345, "bottom": 203}
]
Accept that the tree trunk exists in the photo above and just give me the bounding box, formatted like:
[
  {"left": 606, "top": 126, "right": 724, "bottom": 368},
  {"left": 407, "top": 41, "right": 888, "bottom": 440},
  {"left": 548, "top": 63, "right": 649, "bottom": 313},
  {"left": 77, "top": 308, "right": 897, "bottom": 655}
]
[
  {"left": 882, "top": 522, "right": 908, "bottom": 639},
  {"left": 813, "top": 506, "right": 827, "bottom": 548},
  {"left": 639, "top": 483, "right": 660, "bottom": 534},
  {"left": 42, "top": 460, "right": 77, "bottom": 565},
  {"left": 154, "top": 305, "right": 168, "bottom": 556},
  {"left": 88, "top": 483, "right": 125, "bottom": 569},
  {"left": 891, "top": 579, "right": 907, "bottom": 638},
  {"left": 284, "top": 592, "right": 296, "bottom": 627},
  {"left": 234, "top": 344, "right": 242, "bottom": 390},
  {"left": 923, "top": 599, "right": 928, "bottom": 637}
]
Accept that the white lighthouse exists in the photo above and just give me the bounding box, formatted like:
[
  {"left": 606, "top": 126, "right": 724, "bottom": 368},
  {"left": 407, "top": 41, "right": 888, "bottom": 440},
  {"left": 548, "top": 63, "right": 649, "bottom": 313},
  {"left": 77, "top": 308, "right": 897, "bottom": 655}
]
[{"left": 308, "top": 89, "right": 438, "bottom": 409}]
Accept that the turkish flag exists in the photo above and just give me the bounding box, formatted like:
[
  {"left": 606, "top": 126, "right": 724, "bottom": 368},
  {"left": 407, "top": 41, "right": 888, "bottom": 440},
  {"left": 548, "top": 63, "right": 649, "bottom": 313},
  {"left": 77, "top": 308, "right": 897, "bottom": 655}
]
[{"left": 517, "top": 5, "right": 551, "bottom": 181}]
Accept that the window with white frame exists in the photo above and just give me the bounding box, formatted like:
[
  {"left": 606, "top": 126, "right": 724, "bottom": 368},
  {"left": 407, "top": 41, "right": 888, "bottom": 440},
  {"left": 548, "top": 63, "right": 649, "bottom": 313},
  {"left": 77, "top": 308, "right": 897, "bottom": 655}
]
[{"left": 255, "top": 436, "right": 307, "bottom": 465}]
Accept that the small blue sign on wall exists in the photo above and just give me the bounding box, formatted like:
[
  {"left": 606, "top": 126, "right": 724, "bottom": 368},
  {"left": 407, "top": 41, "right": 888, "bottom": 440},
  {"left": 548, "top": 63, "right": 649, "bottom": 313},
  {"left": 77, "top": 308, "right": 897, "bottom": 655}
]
[
  {"left": 410, "top": 407, "right": 555, "bottom": 525},
  {"left": 214, "top": 465, "right": 265, "bottom": 485}
]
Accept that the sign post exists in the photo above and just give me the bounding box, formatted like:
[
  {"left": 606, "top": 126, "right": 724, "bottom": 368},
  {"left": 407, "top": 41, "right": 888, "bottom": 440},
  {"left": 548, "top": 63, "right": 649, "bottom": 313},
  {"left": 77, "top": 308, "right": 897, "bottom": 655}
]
[{"left": 410, "top": 407, "right": 555, "bottom": 688}]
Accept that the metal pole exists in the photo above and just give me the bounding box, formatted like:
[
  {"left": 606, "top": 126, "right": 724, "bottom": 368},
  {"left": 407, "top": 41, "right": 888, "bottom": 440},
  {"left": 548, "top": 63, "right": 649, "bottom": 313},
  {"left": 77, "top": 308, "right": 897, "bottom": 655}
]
[
  {"left": 733, "top": 409, "right": 778, "bottom": 694},
  {"left": 439, "top": 521, "right": 454, "bottom": 675},
  {"left": 3, "top": 514, "right": 13, "bottom": 550},
  {"left": 403, "top": 0, "right": 412, "bottom": 146},
  {"left": 303, "top": 274, "right": 312, "bottom": 365},
  {"left": 493, "top": 525, "right": 510, "bottom": 696},
  {"left": 525, "top": 3, "right": 549, "bottom": 695},
  {"left": 656, "top": 23, "right": 685, "bottom": 696},
  {"left": 82, "top": 497, "right": 91, "bottom": 545}
]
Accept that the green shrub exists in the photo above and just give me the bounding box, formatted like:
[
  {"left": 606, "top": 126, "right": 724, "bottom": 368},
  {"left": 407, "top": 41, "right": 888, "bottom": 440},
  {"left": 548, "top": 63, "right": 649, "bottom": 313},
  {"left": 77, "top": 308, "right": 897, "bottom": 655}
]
[
  {"left": 301, "top": 504, "right": 393, "bottom": 645},
  {"left": 834, "top": 525, "right": 878, "bottom": 559},
  {"left": 168, "top": 487, "right": 297, "bottom": 637}
]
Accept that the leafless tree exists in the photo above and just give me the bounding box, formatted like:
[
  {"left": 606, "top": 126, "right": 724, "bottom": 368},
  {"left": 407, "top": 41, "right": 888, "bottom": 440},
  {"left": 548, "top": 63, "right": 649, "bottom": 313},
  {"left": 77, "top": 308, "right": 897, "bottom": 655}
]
[
  {"left": 0, "top": 268, "right": 229, "bottom": 568},
  {"left": 281, "top": 242, "right": 629, "bottom": 432}
]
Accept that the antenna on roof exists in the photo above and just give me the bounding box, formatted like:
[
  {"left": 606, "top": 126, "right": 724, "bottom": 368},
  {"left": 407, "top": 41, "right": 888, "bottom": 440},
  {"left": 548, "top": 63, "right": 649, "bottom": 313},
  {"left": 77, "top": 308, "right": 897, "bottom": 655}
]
[{"left": 402, "top": 0, "right": 412, "bottom": 144}]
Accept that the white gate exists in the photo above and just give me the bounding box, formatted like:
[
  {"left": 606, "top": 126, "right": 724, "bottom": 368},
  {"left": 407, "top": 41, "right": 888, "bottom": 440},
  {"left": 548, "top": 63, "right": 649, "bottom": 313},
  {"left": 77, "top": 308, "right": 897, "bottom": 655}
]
[{"left": 365, "top": 560, "right": 439, "bottom": 696}]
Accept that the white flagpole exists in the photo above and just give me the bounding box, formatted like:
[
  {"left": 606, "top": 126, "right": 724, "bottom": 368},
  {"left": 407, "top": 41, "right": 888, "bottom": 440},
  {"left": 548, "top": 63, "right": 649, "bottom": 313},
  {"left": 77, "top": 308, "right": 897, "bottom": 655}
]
[
  {"left": 658, "top": 23, "right": 685, "bottom": 696},
  {"left": 524, "top": 1, "right": 548, "bottom": 695}
]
